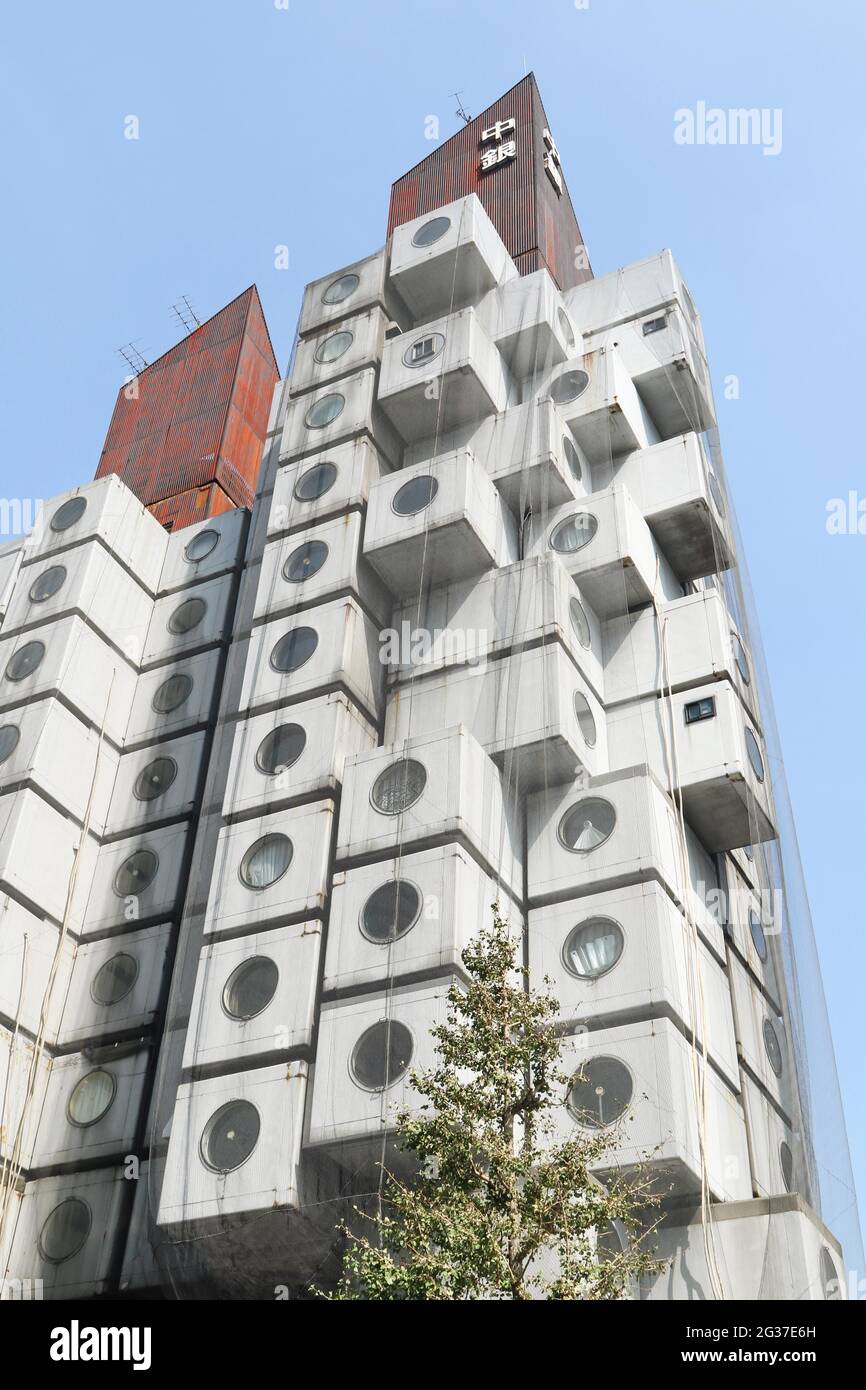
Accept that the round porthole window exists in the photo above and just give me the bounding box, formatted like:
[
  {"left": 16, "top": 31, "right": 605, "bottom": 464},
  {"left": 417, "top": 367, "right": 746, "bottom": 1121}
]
[
  {"left": 749, "top": 908, "right": 768, "bottom": 963},
  {"left": 596, "top": 1222, "right": 627, "bottom": 1264},
  {"left": 550, "top": 369, "right": 590, "bottom": 405},
  {"left": 255, "top": 723, "right": 306, "bottom": 775},
  {"left": 392, "top": 475, "right": 438, "bottom": 516},
  {"left": 90, "top": 952, "right": 139, "bottom": 1007},
  {"left": 402, "top": 333, "right": 446, "bottom": 369},
  {"left": 294, "top": 461, "right": 337, "bottom": 501},
  {"left": 67, "top": 1069, "right": 117, "bottom": 1128},
  {"left": 371, "top": 758, "right": 427, "bottom": 815},
  {"left": 133, "top": 756, "right": 178, "bottom": 802},
  {"left": 50, "top": 496, "right": 87, "bottom": 532},
  {"left": 557, "top": 308, "right": 576, "bottom": 351},
  {"left": 168, "top": 596, "right": 207, "bottom": 635},
  {"left": 282, "top": 539, "right": 328, "bottom": 583},
  {"left": 113, "top": 849, "right": 158, "bottom": 898},
  {"left": 707, "top": 471, "right": 726, "bottom": 517},
  {"left": 222, "top": 956, "right": 279, "bottom": 1021},
  {"left": 562, "top": 918, "right": 624, "bottom": 981},
  {"left": 351, "top": 1019, "right": 414, "bottom": 1090},
  {"left": 184, "top": 529, "right": 219, "bottom": 563},
  {"left": 820, "top": 1246, "right": 841, "bottom": 1300},
  {"left": 200, "top": 1100, "right": 261, "bottom": 1173},
  {"left": 5, "top": 640, "right": 45, "bottom": 682},
  {"left": 763, "top": 1017, "right": 784, "bottom": 1077},
  {"left": 270, "top": 626, "right": 318, "bottom": 673},
  {"left": 745, "top": 727, "right": 765, "bottom": 782},
  {"left": 569, "top": 596, "right": 591, "bottom": 649},
  {"left": 151, "top": 672, "right": 193, "bottom": 714},
  {"left": 360, "top": 879, "right": 423, "bottom": 944},
  {"left": 558, "top": 797, "right": 616, "bottom": 853},
  {"left": 731, "top": 632, "right": 750, "bottom": 685},
  {"left": 314, "top": 330, "right": 354, "bottom": 364},
  {"left": 305, "top": 393, "right": 345, "bottom": 429},
  {"left": 780, "top": 1140, "right": 795, "bottom": 1193},
  {"left": 573, "top": 691, "right": 597, "bottom": 747},
  {"left": 321, "top": 272, "right": 360, "bottom": 305},
  {"left": 29, "top": 565, "right": 67, "bottom": 603},
  {"left": 567, "top": 1057, "right": 633, "bottom": 1129},
  {"left": 412, "top": 216, "right": 451, "bottom": 248},
  {"left": 0, "top": 724, "right": 20, "bottom": 764},
  {"left": 563, "top": 436, "right": 582, "bottom": 482},
  {"left": 239, "top": 833, "right": 293, "bottom": 890},
  {"left": 38, "top": 1198, "right": 91, "bottom": 1263},
  {"left": 550, "top": 513, "right": 598, "bottom": 554}
]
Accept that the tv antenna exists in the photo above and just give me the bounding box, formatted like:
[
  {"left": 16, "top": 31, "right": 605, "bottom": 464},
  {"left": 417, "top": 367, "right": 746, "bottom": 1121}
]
[
  {"left": 171, "top": 295, "right": 201, "bottom": 334},
  {"left": 116, "top": 341, "right": 148, "bottom": 376},
  {"left": 453, "top": 91, "right": 472, "bottom": 125}
]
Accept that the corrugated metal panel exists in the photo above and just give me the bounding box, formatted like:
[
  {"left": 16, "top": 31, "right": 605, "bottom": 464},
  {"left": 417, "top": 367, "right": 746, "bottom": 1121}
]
[
  {"left": 148, "top": 482, "right": 237, "bottom": 531},
  {"left": 388, "top": 74, "right": 592, "bottom": 293},
  {"left": 96, "top": 286, "right": 278, "bottom": 530}
]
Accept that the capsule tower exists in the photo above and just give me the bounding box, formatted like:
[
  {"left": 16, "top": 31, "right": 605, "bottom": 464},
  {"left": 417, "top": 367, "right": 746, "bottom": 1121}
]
[{"left": 0, "top": 76, "right": 858, "bottom": 1300}]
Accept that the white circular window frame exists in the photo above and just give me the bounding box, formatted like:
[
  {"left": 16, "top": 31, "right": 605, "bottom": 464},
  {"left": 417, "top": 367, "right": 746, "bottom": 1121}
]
[
  {"left": 38, "top": 1198, "right": 92, "bottom": 1264},
  {"left": 321, "top": 272, "right": 360, "bottom": 305},
  {"left": 369, "top": 759, "right": 428, "bottom": 816},
  {"left": 220, "top": 956, "right": 280, "bottom": 1022},
  {"left": 561, "top": 917, "right": 625, "bottom": 982},
  {"left": 268, "top": 627, "right": 319, "bottom": 675},
  {"left": 549, "top": 513, "right": 599, "bottom": 555},
  {"left": 557, "top": 799, "right": 617, "bottom": 854},
  {"left": 151, "top": 673, "right": 193, "bottom": 714},
  {"left": 90, "top": 951, "right": 140, "bottom": 1007},
  {"left": 66, "top": 1069, "right": 117, "bottom": 1129},
  {"left": 237, "top": 834, "right": 293, "bottom": 892},
  {"left": 293, "top": 462, "right": 338, "bottom": 502},
  {"left": 314, "top": 329, "right": 354, "bottom": 364},
  {"left": 566, "top": 1055, "right": 634, "bottom": 1130},
  {"left": 113, "top": 849, "right": 160, "bottom": 899},
  {"left": 133, "top": 755, "right": 178, "bottom": 803},
  {"left": 401, "top": 333, "right": 445, "bottom": 370},
  {"left": 304, "top": 393, "right": 345, "bottom": 430},
  {"left": 348, "top": 1019, "right": 415, "bottom": 1093},
  {"left": 358, "top": 878, "right": 424, "bottom": 945},
  {"left": 411, "top": 216, "right": 451, "bottom": 249},
  {"left": 390, "top": 475, "right": 439, "bottom": 517},
  {"left": 29, "top": 565, "right": 67, "bottom": 603},
  {"left": 199, "top": 1100, "right": 262, "bottom": 1174},
  {"left": 184, "top": 529, "right": 220, "bottom": 563},
  {"left": 549, "top": 368, "right": 591, "bottom": 406},
  {"left": 254, "top": 723, "right": 307, "bottom": 777},
  {"left": 282, "top": 540, "right": 329, "bottom": 584}
]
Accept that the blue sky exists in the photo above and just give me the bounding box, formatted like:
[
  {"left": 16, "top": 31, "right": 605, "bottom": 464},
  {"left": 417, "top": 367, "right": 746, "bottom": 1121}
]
[{"left": 1, "top": 0, "right": 863, "bottom": 1267}]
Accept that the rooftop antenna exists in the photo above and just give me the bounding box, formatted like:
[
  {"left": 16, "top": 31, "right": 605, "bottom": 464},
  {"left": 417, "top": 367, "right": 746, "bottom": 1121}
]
[
  {"left": 171, "top": 295, "right": 201, "bottom": 334},
  {"left": 453, "top": 91, "right": 472, "bottom": 125},
  {"left": 116, "top": 341, "right": 148, "bottom": 376}
]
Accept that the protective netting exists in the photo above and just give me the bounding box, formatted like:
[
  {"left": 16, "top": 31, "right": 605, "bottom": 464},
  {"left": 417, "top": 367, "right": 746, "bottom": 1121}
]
[{"left": 144, "top": 212, "right": 861, "bottom": 1301}]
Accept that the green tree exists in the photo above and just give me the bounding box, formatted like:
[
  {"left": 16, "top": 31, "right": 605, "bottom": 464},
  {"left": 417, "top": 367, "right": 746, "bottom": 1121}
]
[{"left": 321, "top": 905, "right": 663, "bottom": 1300}]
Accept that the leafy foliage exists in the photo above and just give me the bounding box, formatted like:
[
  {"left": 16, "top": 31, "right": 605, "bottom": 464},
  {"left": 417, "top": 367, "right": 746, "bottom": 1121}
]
[{"left": 320, "top": 906, "right": 663, "bottom": 1300}]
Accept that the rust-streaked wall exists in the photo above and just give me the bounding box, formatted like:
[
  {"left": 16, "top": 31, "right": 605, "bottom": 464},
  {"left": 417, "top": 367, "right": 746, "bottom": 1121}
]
[
  {"left": 96, "top": 286, "right": 278, "bottom": 530},
  {"left": 388, "top": 74, "right": 592, "bottom": 292}
]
